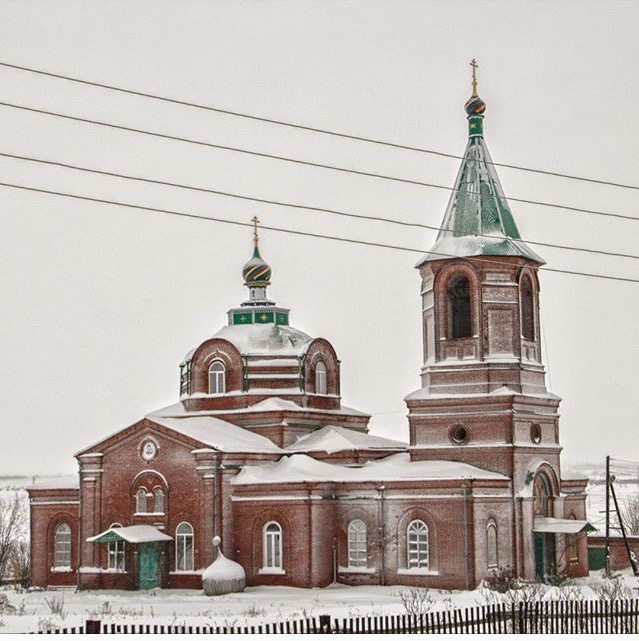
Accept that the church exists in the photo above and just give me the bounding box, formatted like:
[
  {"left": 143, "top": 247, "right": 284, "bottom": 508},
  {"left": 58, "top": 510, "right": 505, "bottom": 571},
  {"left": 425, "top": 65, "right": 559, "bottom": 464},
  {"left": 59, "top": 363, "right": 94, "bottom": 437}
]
[{"left": 28, "top": 71, "right": 592, "bottom": 591}]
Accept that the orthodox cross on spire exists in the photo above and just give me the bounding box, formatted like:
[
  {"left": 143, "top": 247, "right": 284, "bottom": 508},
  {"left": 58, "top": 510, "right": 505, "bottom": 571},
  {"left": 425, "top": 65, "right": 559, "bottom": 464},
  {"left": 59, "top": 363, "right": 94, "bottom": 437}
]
[
  {"left": 470, "top": 58, "right": 479, "bottom": 97},
  {"left": 251, "top": 215, "right": 260, "bottom": 248}
]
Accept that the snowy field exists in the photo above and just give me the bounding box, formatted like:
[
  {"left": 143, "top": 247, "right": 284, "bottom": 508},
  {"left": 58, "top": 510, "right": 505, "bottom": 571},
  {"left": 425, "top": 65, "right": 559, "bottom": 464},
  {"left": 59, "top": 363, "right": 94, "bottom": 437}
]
[{"left": 2, "top": 570, "right": 639, "bottom": 634}]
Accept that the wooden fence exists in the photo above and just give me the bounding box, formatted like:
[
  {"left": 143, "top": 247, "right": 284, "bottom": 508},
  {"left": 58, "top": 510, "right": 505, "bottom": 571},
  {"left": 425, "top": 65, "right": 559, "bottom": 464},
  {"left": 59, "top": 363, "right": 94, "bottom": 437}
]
[{"left": 40, "top": 598, "right": 639, "bottom": 634}]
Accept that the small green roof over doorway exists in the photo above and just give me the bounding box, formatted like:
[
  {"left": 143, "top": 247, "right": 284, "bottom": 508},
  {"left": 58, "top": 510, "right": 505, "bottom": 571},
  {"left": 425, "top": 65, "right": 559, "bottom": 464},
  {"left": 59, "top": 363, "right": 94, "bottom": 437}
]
[{"left": 87, "top": 525, "right": 173, "bottom": 544}]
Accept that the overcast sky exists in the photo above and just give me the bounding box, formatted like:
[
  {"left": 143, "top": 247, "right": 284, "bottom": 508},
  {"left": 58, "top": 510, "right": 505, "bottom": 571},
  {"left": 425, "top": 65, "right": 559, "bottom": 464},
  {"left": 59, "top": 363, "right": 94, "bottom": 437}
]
[{"left": 0, "top": 0, "right": 637, "bottom": 475}]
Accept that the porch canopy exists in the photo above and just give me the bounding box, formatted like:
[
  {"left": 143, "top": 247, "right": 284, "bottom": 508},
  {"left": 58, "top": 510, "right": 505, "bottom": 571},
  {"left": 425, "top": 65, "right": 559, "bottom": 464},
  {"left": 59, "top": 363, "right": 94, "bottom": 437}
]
[
  {"left": 533, "top": 517, "right": 596, "bottom": 535},
  {"left": 87, "top": 525, "right": 173, "bottom": 544}
]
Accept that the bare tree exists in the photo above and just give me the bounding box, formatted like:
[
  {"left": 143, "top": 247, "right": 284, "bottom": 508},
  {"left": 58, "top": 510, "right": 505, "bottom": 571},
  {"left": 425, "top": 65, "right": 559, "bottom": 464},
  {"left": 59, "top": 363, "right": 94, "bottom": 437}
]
[
  {"left": 0, "top": 491, "right": 28, "bottom": 581},
  {"left": 619, "top": 493, "right": 639, "bottom": 536},
  {"left": 10, "top": 540, "right": 30, "bottom": 588}
]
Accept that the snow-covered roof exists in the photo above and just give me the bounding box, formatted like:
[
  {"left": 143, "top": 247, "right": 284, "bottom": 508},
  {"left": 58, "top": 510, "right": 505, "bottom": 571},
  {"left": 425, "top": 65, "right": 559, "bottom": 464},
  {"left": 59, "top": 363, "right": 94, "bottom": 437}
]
[
  {"left": 533, "top": 517, "right": 596, "bottom": 535},
  {"left": 88, "top": 525, "right": 173, "bottom": 544},
  {"left": 27, "top": 476, "right": 79, "bottom": 490},
  {"left": 287, "top": 426, "right": 407, "bottom": 454},
  {"left": 182, "top": 323, "right": 313, "bottom": 363},
  {"left": 149, "top": 398, "right": 370, "bottom": 419},
  {"left": 233, "top": 452, "right": 508, "bottom": 486},
  {"left": 405, "top": 385, "right": 561, "bottom": 402},
  {"left": 147, "top": 415, "right": 282, "bottom": 453}
]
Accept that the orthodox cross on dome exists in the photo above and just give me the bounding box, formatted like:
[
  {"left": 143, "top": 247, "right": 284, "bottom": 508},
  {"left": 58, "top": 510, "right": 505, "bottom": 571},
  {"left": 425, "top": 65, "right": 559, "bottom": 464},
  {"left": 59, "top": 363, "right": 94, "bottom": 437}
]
[
  {"left": 470, "top": 58, "right": 479, "bottom": 97},
  {"left": 464, "top": 58, "right": 486, "bottom": 136},
  {"left": 251, "top": 215, "right": 260, "bottom": 249}
]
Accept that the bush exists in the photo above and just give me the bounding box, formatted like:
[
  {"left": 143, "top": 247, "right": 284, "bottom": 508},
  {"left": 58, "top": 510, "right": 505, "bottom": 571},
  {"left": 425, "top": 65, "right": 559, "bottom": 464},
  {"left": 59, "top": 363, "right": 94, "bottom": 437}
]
[
  {"left": 0, "top": 594, "right": 16, "bottom": 615},
  {"left": 44, "top": 594, "right": 66, "bottom": 619},
  {"left": 482, "top": 566, "right": 520, "bottom": 593},
  {"left": 479, "top": 566, "right": 547, "bottom": 606},
  {"left": 397, "top": 587, "right": 435, "bottom": 616},
  {"left": 591, "top": 573, "right": 632, "bottom": 601}
]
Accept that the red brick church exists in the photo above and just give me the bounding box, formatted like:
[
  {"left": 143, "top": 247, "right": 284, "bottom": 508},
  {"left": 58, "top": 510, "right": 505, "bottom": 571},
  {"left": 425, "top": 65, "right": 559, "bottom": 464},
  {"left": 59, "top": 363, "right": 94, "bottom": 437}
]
[{"left": 28, "top": 75, "right": 592, "bottom": 591}]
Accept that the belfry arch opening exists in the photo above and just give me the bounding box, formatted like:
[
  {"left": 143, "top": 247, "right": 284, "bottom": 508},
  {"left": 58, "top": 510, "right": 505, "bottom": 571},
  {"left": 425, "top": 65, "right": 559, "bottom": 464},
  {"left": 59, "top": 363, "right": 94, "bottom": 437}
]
[
  {"left": 520, "top": 275, "right": 535, "bottom": 340},
  {"left": 447, "top": 276, "right": 472, "bottom": 339}
]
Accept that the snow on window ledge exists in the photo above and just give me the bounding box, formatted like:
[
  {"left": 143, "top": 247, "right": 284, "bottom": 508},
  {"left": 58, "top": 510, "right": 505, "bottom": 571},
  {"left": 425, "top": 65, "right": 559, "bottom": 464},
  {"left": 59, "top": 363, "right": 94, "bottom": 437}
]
[
  {"left": 78, "top": 567, "right": 127, "bottom": 574},
  {"left": 134, "top": 512, "right": 165, "bottom": 517},
  {"left": 50, "top": 566, "right": 73, "bottom": 573},
  {"left": 258, "top": 567, "right": 286, "bottom": 575},
  {"left": 169, "top": 570, "right": 203, "bottom": 575},
  {"left": 397, "top": 567, "right": 438, "bottom": 576},
  {"left": 338, "top": 566, "right": 376, "bottom": 575}
]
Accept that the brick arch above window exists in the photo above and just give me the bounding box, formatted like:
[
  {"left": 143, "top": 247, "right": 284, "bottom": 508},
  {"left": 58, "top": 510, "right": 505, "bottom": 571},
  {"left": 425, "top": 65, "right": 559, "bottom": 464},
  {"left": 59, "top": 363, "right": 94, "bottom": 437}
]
[
  {"left": 251, "top": 510, "right": 291, "bottom": 576},
  {"left": 486, "top": 519, "right": 498, "bottom": 568},
  {"left": 519, "top": 270, "right": 538, "bottom": 341},
  {"left": 433, "top": 261, "right": 481, "bottom": 344},
  {"left": 189, "top": 338, "right": 243, "bottom": 394},
  {"left": 47, "top": 514, "right": 77, "bottom": 572},
  {"left": 130, "top": 469, "right": 168, "bottom": 515},
  {"left": 396, "top": 507, "right": 438, "bottom": 573},
  {"left": 303, "top": 338, "right": 340, "bottom": 397}
]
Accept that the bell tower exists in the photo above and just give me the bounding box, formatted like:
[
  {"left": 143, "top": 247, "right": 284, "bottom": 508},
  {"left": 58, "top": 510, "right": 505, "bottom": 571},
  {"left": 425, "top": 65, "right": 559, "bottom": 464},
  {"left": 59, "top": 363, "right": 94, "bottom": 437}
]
[{"left": 406, "top": 62, "right": 562, "bottom": 494}]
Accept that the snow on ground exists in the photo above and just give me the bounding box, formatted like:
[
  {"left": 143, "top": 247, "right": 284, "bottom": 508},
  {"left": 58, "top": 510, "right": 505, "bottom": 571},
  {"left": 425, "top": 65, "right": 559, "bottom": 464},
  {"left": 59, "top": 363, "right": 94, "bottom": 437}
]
[{"left": 2, "top": 569, "right": 639, "bottom": 634}]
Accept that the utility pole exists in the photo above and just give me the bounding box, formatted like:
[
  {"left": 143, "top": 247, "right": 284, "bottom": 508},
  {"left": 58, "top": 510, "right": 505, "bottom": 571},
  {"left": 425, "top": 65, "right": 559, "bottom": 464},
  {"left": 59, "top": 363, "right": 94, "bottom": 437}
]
[{"left": 605, "top": 455, "right": 611, "bottom": 577}]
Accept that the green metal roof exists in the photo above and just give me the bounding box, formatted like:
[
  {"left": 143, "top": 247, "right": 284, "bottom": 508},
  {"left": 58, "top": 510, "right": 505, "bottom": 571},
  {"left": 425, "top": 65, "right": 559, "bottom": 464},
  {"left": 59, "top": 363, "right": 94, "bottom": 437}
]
[{"left": 417, "top": 110, "right": 544, "bottom": 267}]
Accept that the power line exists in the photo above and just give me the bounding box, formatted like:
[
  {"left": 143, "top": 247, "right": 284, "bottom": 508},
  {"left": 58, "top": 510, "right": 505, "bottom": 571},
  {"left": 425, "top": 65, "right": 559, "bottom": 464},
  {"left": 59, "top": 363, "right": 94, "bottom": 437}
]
[
  {"left": 1, "top": 179, "right": 638, "bottom": 284},
  {"left": 3, "top": 149, "right": 639, "bottom": 262},
  {"left": 0, "top": 100, "right": 637, "bottom": 225},
  {"left": 1, "top": 59, "right": 638, "bottom": 192}
]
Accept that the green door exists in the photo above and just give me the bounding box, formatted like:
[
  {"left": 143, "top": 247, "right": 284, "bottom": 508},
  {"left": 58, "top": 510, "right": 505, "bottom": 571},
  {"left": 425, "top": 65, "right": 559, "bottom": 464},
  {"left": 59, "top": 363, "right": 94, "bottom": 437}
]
[
  {"left": 137, "top": 542, "right": 160, "bottom": 590},
  {"left": 534, "top": 533, "right": 545, "bottom": 581}
]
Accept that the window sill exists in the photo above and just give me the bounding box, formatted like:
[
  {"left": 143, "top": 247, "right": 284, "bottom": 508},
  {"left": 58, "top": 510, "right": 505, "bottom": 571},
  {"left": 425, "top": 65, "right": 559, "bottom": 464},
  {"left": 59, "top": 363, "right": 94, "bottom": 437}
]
[
  {"left": 258, "top": 567, "right": 286, "bottom": 575},
  {"left": 170, "top": 570, "right": 202, "bottom": 575},
  {"left": 78, "top": 567, "right": 127, "bottom": 574},
  {"left": 134, "top": 512, "right": 165, "bottom": 517},
  {"left": 397, "top": 568, "right": 438, "bottom": 576},
  {"left": 50, "top": 567, "right": 73, "bottom": 573},
  {"left": 338, "top": 566, "right": 376, "bottom": 575}
]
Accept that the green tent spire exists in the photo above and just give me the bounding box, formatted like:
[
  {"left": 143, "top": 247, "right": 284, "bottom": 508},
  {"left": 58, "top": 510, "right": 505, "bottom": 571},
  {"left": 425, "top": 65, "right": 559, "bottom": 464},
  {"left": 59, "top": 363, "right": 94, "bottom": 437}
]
[{"left": 417, "top": 61, "right": 544, "bottom": 267}]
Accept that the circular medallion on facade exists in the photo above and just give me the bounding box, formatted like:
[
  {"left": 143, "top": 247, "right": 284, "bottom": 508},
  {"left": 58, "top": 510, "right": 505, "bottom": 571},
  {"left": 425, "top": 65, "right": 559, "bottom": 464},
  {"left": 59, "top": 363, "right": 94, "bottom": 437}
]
[
  {"left": 140, "top": 439, "right": 158, "bottom": 462},
  {"left": 530, "top": 423, "right": 542, "bottom": 444},
  {"left": 449, "top": 424, "right": 470, "bottom": 445}
]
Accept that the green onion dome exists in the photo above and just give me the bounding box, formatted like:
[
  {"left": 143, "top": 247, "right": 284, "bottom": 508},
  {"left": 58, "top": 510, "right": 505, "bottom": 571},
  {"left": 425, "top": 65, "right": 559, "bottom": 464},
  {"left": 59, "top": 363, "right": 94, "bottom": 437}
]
[{"left": 242, "top": 246, "right": 272, "bottom": 287}]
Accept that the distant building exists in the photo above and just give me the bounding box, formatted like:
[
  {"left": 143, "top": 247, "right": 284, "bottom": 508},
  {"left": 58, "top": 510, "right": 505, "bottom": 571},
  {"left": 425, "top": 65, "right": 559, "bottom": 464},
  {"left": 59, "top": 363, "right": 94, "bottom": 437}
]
[{"left": 28, "top": 74, "right": 591, "bottom": 590}]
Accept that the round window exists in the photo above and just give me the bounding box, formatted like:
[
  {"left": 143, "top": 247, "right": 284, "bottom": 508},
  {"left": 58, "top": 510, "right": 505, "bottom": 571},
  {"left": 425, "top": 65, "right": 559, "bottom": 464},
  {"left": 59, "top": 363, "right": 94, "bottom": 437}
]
[
  {"left": 449, "top": 424, "right": 469, "bottom": 445},
  {"left": 530, "top": 424, "right": 542, "bottom": 444}
]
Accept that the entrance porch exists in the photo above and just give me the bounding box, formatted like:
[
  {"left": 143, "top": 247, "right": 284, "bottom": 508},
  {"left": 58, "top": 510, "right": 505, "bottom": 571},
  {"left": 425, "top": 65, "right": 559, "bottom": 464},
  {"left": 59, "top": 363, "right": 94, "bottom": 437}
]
[{"left": 87, "top": 525, "right": 173, "bottom": 590}]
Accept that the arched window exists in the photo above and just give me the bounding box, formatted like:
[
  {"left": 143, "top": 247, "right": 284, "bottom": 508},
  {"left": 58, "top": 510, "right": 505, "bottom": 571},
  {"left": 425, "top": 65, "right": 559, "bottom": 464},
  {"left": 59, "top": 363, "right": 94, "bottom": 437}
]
[
  {"left": 487, "top": 522, "right": 498, "bottom": 568},
  {"left": 315, "top": 361, "right": 327, "bottom": 395},
  {"left": 54, "top": 523, "right": 71, "bottom": 568},
  {"left": 107, "top": 523, "right": 125, "bottom": 571},
  {"left": 135, "top": 488, "right": 148, "bottom": 514},
  {"left": 208, "top": 361, "right": 226, "bottom": 395},
  {"left": 153, "top": 488, "right": 164, "bottom": 514},
  {"left": 407, "top": 520, "right": 429, "bottom": 569},
  {"left": 176, "top": 522, "right": 194, "bottom": 571},
  {"left": 263, "top": 521, "right": 282, "bottom": 569},
  {"left": 533, "top": 473, "right": 552, "bottom": 517},
  {"left": 568, "top": 515, "right": 579, "bottom": 562},
  {"left": 347, "top": 519, "right": 367, "bottom": 568},
  {"left": 447, "top": 276, "right": 472, "bottom": 339},
  {"left": 521, "top": 276, "right": 535, "bottom": 340}
]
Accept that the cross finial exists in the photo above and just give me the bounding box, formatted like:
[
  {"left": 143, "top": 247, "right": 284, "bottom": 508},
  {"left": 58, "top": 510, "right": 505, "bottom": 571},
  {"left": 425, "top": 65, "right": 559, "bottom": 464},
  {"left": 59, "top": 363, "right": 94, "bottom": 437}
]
[
  {"left": 470, "top": 58, "right": 478, "bottom": 97},
  {"left": 251, "top": 216, "right": 260, "bottom": 248}
]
